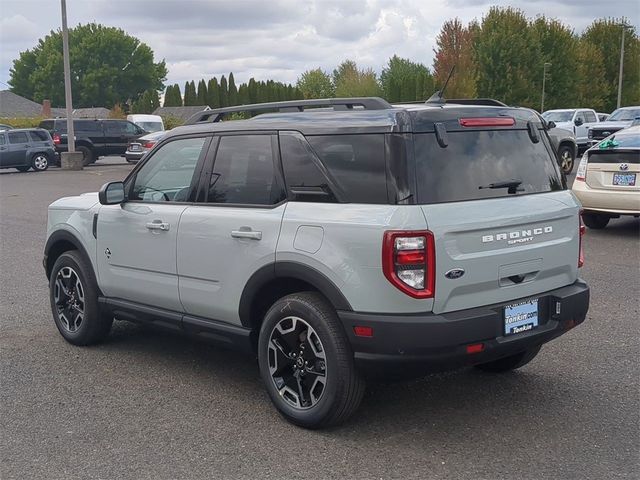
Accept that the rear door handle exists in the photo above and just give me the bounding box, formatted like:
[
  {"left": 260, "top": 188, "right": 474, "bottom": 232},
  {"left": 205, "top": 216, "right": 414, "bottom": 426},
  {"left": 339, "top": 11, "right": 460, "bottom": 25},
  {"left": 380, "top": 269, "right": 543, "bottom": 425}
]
[
  {"left": 231, "top": 229, "right": 262, "bottom": 240},
  {"left": 146, "top": 221, "right": 170, "bottom": 231}
]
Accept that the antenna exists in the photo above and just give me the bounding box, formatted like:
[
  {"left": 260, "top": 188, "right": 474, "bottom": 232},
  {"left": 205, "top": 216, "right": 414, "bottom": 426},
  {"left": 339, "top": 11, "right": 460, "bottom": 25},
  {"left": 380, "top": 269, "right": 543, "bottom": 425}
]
[{"left": 425, "top": 65, "right": 455, "bottom": 104}]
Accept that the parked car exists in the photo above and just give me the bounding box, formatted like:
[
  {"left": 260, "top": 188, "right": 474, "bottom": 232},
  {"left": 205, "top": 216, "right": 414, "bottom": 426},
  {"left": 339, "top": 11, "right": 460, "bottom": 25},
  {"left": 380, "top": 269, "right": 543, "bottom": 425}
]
[
  {"left": 39, "top": 118, "right": 147, "bottom": 165},
  {"left": 44, "top": 97, "right": 589, "bottom": 428},
  {"left": 0, "top": 128, "right": 54, "bottom": 172},
  {"left": 127, "top": 114, "right": 164, "bottom": 133},
  {"left": 0, "top": 124, "right": 13, "bottom": 131},
  {"left": 597, "top": 113, "right": 610, "bottom": 122},
  {"left": 547, "top": 126, "right": 578, "bottom": 174},
  {"left": 125, "top": 130, "right": 166, "bottom": 163},
  {"left": 573, "top": 125, "right": 640, "bottom": 228},
  {"left": 542, "top": 108, "right": 599, "bottom": 148},
  {"left": 587, "top": 106, "right": 640, "bottom": 146}
]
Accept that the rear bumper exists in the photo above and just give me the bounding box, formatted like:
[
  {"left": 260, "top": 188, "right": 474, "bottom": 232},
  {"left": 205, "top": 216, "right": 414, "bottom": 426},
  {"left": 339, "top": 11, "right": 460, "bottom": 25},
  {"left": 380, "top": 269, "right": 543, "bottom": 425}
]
[
  {"left": 338, "top": 279, "right": 589, "bottom": 376},
  {"left": 573, "top": 181, "right": 640, "bottom": 214},
  {"left": 125, "top": 151, "right": 144, "bottom": 162}
]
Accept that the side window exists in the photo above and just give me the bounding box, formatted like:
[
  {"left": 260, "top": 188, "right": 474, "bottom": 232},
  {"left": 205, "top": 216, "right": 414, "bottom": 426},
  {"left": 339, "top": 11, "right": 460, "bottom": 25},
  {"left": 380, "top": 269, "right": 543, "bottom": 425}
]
[
  {"left": 129, "top": 137, "right": 207, "bottom": 202},
  {"left": 0, "top": 134, "right": 5, "bottom": 145},
  {"left": 575, "top": 112, "right": 586, "bottom": 123},
  {"left": 125, "top": 122, "right": 138, "bottom": 134},
  {"left": 8, "top": 132, "right": 30, "bottom": 144},
  {"left": 306, "top": 134, "right": 387, "bottom": 204},
  {"left": 279, "top": 132, "right": 337, "bottom": 202},
  {"left": 75, "top": 121, "right": 101, "bottom": 132},
  {"left": 29, "top": 130, "right": 49, "bottom": 142},
  {"left": 207, "top": 135, "right": 284, "bottom": 205},
  {"left": 104, "top": 122, "right": 123, "bottom": 134},
  {"left": 584, "top": 111, "right": 597, "bottom": 123}
]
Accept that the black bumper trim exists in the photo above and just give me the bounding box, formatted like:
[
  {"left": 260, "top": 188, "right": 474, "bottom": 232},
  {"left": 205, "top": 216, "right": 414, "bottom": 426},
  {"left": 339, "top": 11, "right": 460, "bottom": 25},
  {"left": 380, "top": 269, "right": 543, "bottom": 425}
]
[{"left": 338, "top": 279, "right": 589, "bottom": 373}]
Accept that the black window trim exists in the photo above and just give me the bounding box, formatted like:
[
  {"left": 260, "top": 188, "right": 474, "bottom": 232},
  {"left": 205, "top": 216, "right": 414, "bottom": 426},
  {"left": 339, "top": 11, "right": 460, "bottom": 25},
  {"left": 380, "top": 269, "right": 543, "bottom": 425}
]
[
  {"left": 195, "top": 130, "right": 288, "bottom": 210},
  {"left": 123, "top": 133, "right": 214, "bottom": 206}
]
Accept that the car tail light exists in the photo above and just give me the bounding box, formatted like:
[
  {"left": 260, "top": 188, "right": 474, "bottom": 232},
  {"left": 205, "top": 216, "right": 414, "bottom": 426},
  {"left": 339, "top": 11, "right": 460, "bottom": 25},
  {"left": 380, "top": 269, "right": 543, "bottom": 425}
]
[
  {"left": 578, "top": 212, "right": 586, "bottom": 268},
  {"left": 575, "top": 153, "right": 588, "bottom": 181},
  {"left": 52, "top": 133, "right": 61, "bottom": 145},
  {"left": 459, "top": 117, "right": 515, "bottom": 127},
  {"left": 382, "top": 230, "right": 435, "bottom": 298},
  {"left": 142, "top": 141, "right": 156, "bottom": 149}
]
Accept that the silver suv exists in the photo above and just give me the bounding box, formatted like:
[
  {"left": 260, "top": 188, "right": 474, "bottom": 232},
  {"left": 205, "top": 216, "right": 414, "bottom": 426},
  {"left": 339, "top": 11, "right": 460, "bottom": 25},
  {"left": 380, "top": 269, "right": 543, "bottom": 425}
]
[{"left": 44, "top": 97, "right": 590, "bottom": 428}]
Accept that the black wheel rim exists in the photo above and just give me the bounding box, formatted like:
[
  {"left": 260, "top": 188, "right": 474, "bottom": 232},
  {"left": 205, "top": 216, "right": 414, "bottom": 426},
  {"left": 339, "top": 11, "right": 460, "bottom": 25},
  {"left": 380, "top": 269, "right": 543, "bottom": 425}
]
[
  {"left": 53, "top": 266, "right": 85, "bottom": 333},
  {"left": 268, "top": 316, "right": 327, "bottom": 409}
]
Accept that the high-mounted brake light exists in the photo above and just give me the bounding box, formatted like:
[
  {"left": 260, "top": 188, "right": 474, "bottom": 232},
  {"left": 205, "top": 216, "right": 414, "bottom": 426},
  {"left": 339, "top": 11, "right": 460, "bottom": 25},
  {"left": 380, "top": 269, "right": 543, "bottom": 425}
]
[
  {"left": 578, "top": 212, "right": 586, "bottom": 268},
  {"left": 459, "top": 117, "right": 515, "bottom": 127},
  {"left": 382, "top": 230, "right": 435, "bottom": 299},
  {"left": 52, "top": 133, "right": 61, "bottom": 145}
]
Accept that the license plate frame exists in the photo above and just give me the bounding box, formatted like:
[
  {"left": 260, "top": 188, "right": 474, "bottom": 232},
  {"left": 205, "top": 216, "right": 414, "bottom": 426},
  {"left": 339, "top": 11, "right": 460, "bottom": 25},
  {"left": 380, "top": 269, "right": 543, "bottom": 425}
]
[
  {"left": 612, "top": 173, "right": 636, "bottom": 186},
  {"left": 503, "top": 299, "right": 539, "bottom": 336},
  {"left": 129, "top": 144, "right": 142, "bottom": 152}
]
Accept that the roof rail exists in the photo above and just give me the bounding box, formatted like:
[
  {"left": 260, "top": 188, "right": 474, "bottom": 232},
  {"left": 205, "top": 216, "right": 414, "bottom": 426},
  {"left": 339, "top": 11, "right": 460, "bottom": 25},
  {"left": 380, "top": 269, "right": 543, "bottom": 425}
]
[
  {"left": 184, "top": 97, "right": 393, "bottom": 125},
  {"left": 444, "top": 98, "right": 508, "bottom": 107}
]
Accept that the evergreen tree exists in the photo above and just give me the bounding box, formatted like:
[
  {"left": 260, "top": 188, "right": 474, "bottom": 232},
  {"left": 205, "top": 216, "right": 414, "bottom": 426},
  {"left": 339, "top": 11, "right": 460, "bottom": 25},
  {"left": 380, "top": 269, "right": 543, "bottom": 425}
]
[
  {"left": 183, "top": 80, "right": 198, "bottom": 106},
  {"left": 228, "top": 72, "right": 238, "bottom": 106},
  {"left": 248, "top": 78, "right": 258, "bottom": 103},
  {"left": 197, "top": 79, "right": 208, "bottom": 106},
  {"left": 207, "top": 77, "right": 220, "bottom": 108},
  {"left": 219, "top": 75, "right": 229, "bottom": 107},
  {"left": 381, "top": 55, "right": 431, "bottom": 102}
]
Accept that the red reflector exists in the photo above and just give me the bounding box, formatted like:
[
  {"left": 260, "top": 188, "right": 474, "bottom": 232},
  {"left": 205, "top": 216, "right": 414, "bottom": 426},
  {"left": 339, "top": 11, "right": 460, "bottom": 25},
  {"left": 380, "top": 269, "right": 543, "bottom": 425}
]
[
  {"left": 396, "top": 250, "right": 426, "bottom": 265},
  {"left": 459, "top": 117, "right": 515, "bottom": 127},
  {"left": 466, "top": 343, "right": 485, "bottom": 354},
  {"left": 353, "top": 326, "right": 373, "bottom": 338}
]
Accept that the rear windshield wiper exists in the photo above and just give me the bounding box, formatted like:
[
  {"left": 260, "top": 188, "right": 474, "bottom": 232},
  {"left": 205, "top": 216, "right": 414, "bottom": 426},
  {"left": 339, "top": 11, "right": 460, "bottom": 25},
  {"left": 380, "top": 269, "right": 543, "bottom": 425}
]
[{"left": 478, "top": 179, "right": 523, "bottom": 194}]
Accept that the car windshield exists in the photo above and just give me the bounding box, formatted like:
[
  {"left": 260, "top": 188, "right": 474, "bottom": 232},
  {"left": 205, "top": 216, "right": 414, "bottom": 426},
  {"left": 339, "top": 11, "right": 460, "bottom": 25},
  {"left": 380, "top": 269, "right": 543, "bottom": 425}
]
[
  {"left": 137, "top": 122, "right": 163, "bottom": 132},
  {"left": 542, "top": 111, "right": 573, "bottom": 122},
  {"left": 608, "top": 108, "right": 640, "bottom": 121}
]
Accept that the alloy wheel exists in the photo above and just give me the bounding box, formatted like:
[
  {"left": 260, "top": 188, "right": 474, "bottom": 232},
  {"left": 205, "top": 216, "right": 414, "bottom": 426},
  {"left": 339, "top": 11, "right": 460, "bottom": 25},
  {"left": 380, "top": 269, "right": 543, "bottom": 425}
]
[
  {"left": 53, "top": 267, "right": 85, "bottom": 333},
  {"left": 560, "top": 149, "right": 573, "bottom": 173},
  {"left": 33, "top": 154, "right": 48, "bottom": 170},
  {"left": 267, "top": 316, "right": 327, "bottom": 409}
]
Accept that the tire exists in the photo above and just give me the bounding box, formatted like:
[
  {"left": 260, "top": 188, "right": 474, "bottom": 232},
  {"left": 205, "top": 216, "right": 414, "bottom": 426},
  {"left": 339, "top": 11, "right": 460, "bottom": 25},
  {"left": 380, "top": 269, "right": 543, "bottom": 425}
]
[
  {"left": 258, "top": 292, "right": 365, "bottom": 429},
  {"left": 475, "top": 346, "right": 541, "bottom": 373},
  {"left": 16, "top": 166, "right": 30, "bottom": 172},
  {"left": 582, "top": 212, "right": 610, "bottom": 229},
  {"left": 77, "top": 145, "right": 94, "bottom": 166},
  {"left": 49, "top": 250, "right": 113, "bottom": 345},
  {"left": 31, "top": 153, "right": 49, "bottom": 171},
  {"left": 557, "top": 144, "right": 575, "bottom": 174}
]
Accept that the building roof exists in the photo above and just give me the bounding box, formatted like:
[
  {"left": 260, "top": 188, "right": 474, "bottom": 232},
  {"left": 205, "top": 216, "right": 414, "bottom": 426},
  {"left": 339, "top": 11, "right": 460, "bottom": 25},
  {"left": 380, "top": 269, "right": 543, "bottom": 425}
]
[
  {"left": 153, "top": 106, "right": 210, "bottom": 122},
  {"left": 0, "top": 90, "right": 43, "bottom": 117}
]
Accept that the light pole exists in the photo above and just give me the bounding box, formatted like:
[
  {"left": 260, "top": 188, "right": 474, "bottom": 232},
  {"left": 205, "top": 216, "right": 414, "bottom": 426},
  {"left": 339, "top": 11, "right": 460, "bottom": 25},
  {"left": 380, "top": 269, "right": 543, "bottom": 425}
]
[
  {"left": 541, "top": 62, "right": 551, "bottom": 113},
  {"left": 61, "top": 0, "right": 75, "bottom": 153},
  {"left": 617, "top": 23, "right": 631, "bottom": 109}
]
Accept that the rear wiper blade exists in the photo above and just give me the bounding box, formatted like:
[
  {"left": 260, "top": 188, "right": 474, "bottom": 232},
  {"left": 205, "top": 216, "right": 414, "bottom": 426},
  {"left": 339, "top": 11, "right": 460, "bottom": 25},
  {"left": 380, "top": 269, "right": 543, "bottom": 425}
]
[{"left": 478, "top": 179, "right": 523, "bottom": 194}]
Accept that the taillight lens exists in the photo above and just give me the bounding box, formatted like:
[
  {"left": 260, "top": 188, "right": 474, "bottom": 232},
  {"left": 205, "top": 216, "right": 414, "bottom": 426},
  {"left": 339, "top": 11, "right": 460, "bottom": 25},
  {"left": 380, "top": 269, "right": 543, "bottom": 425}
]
[
  {"left": 52, "top": 133, "right": 61, "bottom": 145},
  {"left": 382, "top": 231, "right": 435, "bottom": 298},
  {"left": 142, "top": 141, "right": 156, "bottom": 149},
  {"left": 578, "top": 212, "right": 586, "bottom": 268},
  {"left": 575, "top": 153, "right": 588, "bottom": 181}
]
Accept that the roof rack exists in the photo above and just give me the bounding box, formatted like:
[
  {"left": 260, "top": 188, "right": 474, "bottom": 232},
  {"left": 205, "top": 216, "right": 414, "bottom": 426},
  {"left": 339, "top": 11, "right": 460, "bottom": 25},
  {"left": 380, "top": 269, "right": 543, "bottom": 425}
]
[
  {"left": 184, "top": 97, "right": 393, "bottom": 125},
  {"left": 444, "top": 98, "right": 508, "bottom": 107}
]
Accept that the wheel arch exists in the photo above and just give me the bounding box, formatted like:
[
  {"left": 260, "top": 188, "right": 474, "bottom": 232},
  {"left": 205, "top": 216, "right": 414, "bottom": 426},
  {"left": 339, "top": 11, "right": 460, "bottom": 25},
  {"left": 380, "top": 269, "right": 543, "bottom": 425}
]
[
  {"left": 239, "top": 261, "right": 352, "bottom": 331},
  {"left": 44, "top": 230, "right": 94, "bottom": 280}
]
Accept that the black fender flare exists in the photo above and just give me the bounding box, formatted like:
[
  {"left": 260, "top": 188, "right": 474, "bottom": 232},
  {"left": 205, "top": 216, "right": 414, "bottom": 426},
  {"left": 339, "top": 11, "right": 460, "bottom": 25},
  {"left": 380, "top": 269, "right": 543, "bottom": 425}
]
[
  {"left": 43, "top": 229, "right": 93, "bottom": 279},
  {"left": 238, "top": 261, "right": 352, "bottom": 328}
]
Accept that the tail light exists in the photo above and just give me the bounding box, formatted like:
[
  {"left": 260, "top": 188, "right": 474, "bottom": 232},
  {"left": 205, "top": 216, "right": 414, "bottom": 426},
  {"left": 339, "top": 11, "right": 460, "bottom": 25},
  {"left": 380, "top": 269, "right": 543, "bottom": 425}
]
[
  {"left": 459, "top": 117, "right": 515, "bottom": 127},
  {"left": 382, "top": 230, "right": 435, "bottom": 298},
  {"left": 578, "top": 212, "right": 586, "bottom": 268},
  {"left": 575, "top": 153, "right": 588, "bottom": 181},
  {"left": 142, "top": 141, "right": 156, "bottom": 149},
  {"left": 52, "top": 133, "right": 61, "bottom": 145}
]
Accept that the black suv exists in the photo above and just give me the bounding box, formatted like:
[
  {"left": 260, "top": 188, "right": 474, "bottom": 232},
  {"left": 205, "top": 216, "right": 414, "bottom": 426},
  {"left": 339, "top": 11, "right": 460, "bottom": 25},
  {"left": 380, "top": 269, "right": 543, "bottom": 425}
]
[{"left": 39, "top": 119, "right": 147, "bottom": 165}]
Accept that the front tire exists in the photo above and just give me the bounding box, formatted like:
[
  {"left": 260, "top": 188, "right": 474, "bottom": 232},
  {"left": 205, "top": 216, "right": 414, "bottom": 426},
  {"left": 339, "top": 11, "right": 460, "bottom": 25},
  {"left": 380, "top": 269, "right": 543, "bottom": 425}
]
[
  {"left": 77, "top": 145, "right": 94, "bottom": 166},
  {"left": 258, "top": 292, "right": 365, "bottom": 429},
  {"left": 475, "top": 346, "right": 541, "bottom": 373},
  {"left": 31, "top": 153, "right": 49, "bottom": 171},
  {"left": 557, "top": 144, "right": 575, "bottom": 174},
  {"left": 582, "top": 212, "right": 610, "bottom": 229},
  {"left": 49, "top": 251, "right": 112, "bottom": 345}
]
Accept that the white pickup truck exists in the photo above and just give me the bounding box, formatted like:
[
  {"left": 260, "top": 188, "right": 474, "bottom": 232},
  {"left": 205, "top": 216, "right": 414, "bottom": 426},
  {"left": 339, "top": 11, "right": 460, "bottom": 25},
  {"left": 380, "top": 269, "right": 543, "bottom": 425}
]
[{"left": 542, "top": 108, "right": 599, "bottom": 148}]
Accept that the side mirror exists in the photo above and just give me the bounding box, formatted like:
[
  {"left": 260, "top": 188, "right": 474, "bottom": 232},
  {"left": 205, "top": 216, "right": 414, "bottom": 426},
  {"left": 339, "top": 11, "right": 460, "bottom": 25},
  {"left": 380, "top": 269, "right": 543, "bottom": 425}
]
[
  {"left": 574, "top": 118, "right": 583, "bottom": 126},
  {"left": 546, "top": 120, "right": 556, "bottom": 130},
  {"left": 99, "top": 181, "right": 126, "bottom": 205}
]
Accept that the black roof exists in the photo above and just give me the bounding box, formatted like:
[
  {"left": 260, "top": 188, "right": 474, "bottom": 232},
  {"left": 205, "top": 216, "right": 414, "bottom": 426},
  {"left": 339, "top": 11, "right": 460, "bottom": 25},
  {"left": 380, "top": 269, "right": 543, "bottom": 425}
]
[{"left": 164, "top": 98, "right": 543, "bottom": 139}]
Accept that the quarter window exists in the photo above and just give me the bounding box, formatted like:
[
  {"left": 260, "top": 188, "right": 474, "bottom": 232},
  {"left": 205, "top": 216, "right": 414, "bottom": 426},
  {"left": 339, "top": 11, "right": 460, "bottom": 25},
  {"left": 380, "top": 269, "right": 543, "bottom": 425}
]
[
  {"left": 584, "top": 111, "right": 597, "bottom": 123},
  {"left": 29, "top": 130, "right": 49, "bottom": 142},
  {"left": 8, "top": 132, "right": 29, "bottom": 144},
  {"left": 129, "top": 137, "right": 206, "bottom": 202},
  {"left": 207, "top": 135, "right": 284, "bottom": 205}
]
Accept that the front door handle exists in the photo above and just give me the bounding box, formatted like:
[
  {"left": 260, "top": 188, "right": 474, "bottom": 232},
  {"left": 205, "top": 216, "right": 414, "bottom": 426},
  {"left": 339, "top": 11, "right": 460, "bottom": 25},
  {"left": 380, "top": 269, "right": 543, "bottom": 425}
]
[
  {"left": 231, "top": 229, "right": 262, "bottom": 240},
  {"left": 146, "top": 221, "right": 170, "bottom": 231}
]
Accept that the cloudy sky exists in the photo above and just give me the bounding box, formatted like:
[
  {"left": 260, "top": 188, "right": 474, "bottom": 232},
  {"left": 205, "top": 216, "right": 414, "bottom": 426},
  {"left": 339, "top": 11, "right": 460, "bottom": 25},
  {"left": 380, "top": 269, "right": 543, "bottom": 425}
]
[{"left": 1, "top": 0, "right": 638, "bottom": 92}]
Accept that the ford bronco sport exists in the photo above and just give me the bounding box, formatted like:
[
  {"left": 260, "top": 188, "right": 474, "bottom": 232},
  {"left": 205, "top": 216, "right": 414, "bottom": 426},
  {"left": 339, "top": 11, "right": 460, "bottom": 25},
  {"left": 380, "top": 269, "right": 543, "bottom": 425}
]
[{"left": 44, "top": 97, "right": 590, "bottom": 428}]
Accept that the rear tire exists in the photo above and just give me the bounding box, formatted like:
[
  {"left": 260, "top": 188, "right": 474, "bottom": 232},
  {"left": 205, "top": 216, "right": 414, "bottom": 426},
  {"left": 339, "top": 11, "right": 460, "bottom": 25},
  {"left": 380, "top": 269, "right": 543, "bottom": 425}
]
[
  {"left": 49, "top": 251, "right": 113, "bottom": 345},
  {"left": 77, "top": 145, "right": 94, "bottom": 166},
  {"left": 31, "top": 153, "right": 49, "bottom": 171},
  {"left": 258, "top": 292, "right": 365, "bottom": 429},
  {"left": 475, "top": 346, "right": 541, "bottom": 373},
  {"left": 16, "top": 166, "right": 30, "bottom": 172},
  {"left": 557, "top": 144, "right": 575, "bottom": 174},
  {"left": 582, "top": 212, "right": 610, "bottom": 229}
]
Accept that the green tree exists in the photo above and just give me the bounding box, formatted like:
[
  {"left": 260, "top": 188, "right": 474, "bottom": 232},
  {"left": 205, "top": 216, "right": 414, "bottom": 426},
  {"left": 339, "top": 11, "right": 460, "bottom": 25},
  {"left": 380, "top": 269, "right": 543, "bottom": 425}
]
[
  {"left": 8, "top": 23, "right": 167, "bottom": 108},
  {"left": 296, "top": 68, "right": 335, "bottom": 98},
  {"left": 132, "top": 89, "right": 160, "bottom": 114},
  {"left": 333, "top": 60, "right": 382, "bottom": 97},
  {"left": 582, "top": 18, "right": 640, "bottom": 110},
  {"left": 207, "top": 77, "right": 220, "bottom": 108},
  {"left": 575, "top": 42, "right": 608, "bottom": 111},
  {"left": 183, "top": 80, "right": 197, "bottom": 106},
  {"left": 432, "top": 19, "right": 477, "bottom": 98},
  {"left": 219, "top": 75, "right": 229, "bottom": 107},
  {"left": 474, "top": 7, "right": 541, "bottom": 106},
  {"left": 248, "top": 78, "right": 258, "bottom": 103},
  {"left": 197, "top": 79, "right": 208, "bottom": 105},
  {"left": 163, "top": 85, "right": 181, "bottom": 107},
  {"left": 228, "top": 72, "right": 238, "bottom": 106},
  {"left": 380, "top": 55, "right": 432, "bottom": 102}
]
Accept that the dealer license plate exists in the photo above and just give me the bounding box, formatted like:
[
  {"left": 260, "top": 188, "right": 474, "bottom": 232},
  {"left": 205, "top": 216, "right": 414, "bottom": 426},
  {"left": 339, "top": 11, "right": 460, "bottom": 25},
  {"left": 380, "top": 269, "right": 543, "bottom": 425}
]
[
  {"left": 504, "top": 299, "right": 538, "bottom": 336},
  {"left": 612, "top": 173, "right": 636, "bottom": 186}
]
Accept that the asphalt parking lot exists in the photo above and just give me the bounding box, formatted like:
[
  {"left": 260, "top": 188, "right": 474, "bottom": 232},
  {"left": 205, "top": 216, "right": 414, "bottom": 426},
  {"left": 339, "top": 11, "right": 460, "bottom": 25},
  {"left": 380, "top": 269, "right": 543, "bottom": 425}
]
[{"left": 1, "top": 158, "right": 638, "bottom": 480}]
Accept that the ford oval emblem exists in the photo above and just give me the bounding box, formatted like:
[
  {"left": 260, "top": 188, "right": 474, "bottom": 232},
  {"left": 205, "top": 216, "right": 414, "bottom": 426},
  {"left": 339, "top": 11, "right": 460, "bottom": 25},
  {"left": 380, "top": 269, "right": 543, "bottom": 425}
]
[{"left": 445, "top": 268, "right": 465, "bottom": 279}]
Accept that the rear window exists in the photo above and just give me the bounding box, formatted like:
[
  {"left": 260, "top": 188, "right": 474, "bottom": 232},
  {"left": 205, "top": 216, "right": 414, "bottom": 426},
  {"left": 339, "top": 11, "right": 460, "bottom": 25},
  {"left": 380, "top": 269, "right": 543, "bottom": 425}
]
[
  {"left": 415, "top": 130, "right": 563, "bottom": 204},
  {"left": 588, "top": 150, "right": 640, "bottom": 164},
  {"left": 39, "top": 120, "right": 54, "bottom": 131},
  {"left": 306, "top": 134, "right": 387, "bottom": 204},
  {"left": 29, "top": 130, "right": 49, "bottom": 142}
]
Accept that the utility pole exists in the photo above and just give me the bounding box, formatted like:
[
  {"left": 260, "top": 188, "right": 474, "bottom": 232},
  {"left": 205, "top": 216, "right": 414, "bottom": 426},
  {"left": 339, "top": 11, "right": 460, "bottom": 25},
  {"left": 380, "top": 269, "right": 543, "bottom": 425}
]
[
  {"left": 61, "top": 0, "right": 75, "bottom": 153},
  {"left": 541, "top": 62, "right": 551, "bottom": 113},
  {"left": 617, "top": 24, "right": 628, "bottom": 109}
]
